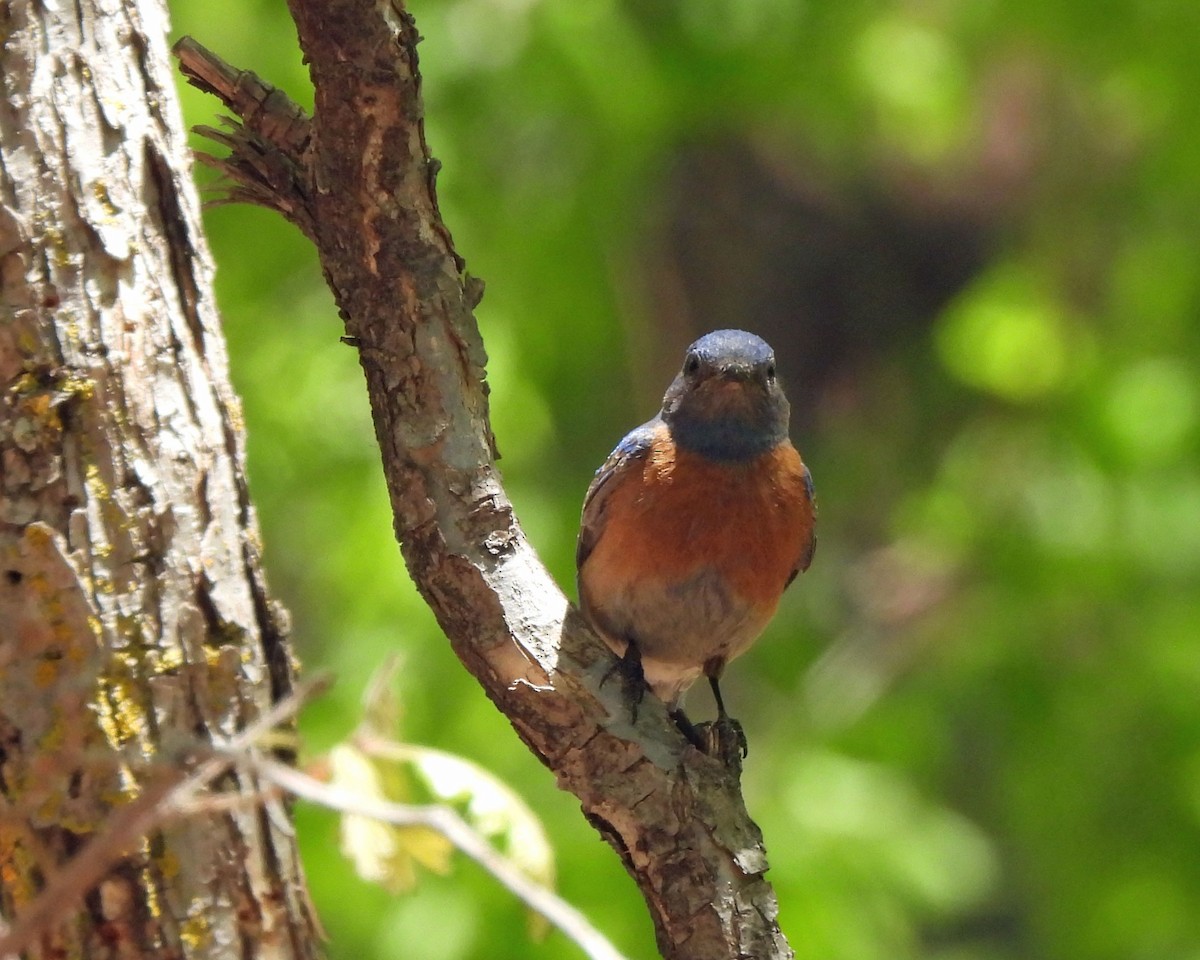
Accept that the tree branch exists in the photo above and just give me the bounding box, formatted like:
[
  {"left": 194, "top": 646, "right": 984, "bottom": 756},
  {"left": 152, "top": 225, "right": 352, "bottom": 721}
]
[
  {"left": 175, "top": 6, "right": 792, "bottom": 956},
  {"left": 173, "top": 37, "right": 314, "bottom": 233}
]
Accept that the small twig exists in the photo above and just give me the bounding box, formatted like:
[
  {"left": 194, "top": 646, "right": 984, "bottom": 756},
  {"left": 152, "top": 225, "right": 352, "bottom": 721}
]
[
  {"left": 173, "top": 37, "right": 311, "bottom": 161},
  {"left": 252, "top": 757, "right": 630, "bottom": 960},
  {"left": 172, "top": 38, "right": 314, "bottom": 231},
  {"left": 0, "top": 674, "right": 332, "bottom": 959}
]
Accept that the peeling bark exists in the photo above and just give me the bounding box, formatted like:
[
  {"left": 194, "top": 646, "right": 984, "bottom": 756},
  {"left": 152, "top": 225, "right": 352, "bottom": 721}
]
[
  {"left": 177, "top": 3, "right": 793, "bottom": 956},
  {"left": 0, "top": 0, "right": 318, "bottom": 956}
]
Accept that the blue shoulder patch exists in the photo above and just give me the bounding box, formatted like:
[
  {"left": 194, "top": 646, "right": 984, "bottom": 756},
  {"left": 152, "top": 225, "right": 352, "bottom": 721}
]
[
  {"left": 608, "top": 418, "right": 660, "bottom": 464},
  {"left": 578, "top": 417, "right": 664, "bottom": 571}
]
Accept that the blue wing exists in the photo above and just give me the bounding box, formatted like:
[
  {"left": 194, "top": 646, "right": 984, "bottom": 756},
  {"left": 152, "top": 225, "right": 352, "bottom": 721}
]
[
  {"left": 788, "top": 463, "right": 817, "bottom": 584},
  {"left": 576, "top": 418, "right": 659, "bottom": 571}
]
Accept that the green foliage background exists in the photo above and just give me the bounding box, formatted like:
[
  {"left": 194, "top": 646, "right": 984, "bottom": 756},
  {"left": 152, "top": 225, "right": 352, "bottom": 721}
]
[{"left": 170, "top": 1, "right": 1200, "bottom": 958}]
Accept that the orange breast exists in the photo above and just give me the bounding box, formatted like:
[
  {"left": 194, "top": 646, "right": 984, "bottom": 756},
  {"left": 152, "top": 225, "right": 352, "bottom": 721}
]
[
  {"left": 593, "top": 434, "right": 814, "bottom": 609},
  {"left": 578, "top": 427, "right": 815, "bottom": 702}
]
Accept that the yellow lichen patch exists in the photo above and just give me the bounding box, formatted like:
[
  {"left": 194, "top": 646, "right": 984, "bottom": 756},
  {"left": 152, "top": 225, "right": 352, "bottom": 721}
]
[
  {"left": 114, "top": 613, "right": 146, "bottom": 648},
  {"left": 62, "top": 313, "right": 82, "bottom": 347},
  {"left": 91, "top": 182, "right": 119, "bottom": 218},
  {"left": 56, "top": 803, "right": 106, "bottom": 836},
  {"left": 98, "top": 767, "right": 138, "bottom": 808},
  {"left": 61, "top": 374, "right": 96, "bottom": 402},
  {"left": 85, "top": 462, "right": 110, "bottom": 501},
  {"left": 34, "top": 657, "right": 60, "bottom": 689},
  {"left": 37, "top": 714, "right": 67, "bottom": 753},
  {"left": 53, "top": 619, "right": 79, "bottom": 649},
  {"left": 161, "top": 646, "right": 185, "bottom": 672},
  {"left": 23, "top": 522, "right": 54, "bottom": 551},
  {"left": 16, "top": 392, "right": 62, "bottom": 441},
  {"left": 41, "top": 596, "right": 67, "bottom": 628},
  {"left": 94, "top": 672, "right": 150, "bottom": 751},
  {"left": 156, "top": 847, "right": 182, "bottom": 881},
  {"left": 114, "top": 649, "right": 143, "bottom": 672},
  {"left": 0, "top": 824, "right": 38, "bottom": 907},
  {"left": 141, "top": 852, "right": 164, "bottom": 919},
  {"left": 42, "top": 226, "right": 70, "bottom": 268},
  {"left": 226, "top": 394, "right": 246, "bottom": 433},
  {"left": 10, "top": 371, "right": 39, "bottom": 394},
  {"left": 66, "top": 637, "right": 90, "bottom": 666},
  {"left": 180, "top": 899, "right": 212, "bottom": 950},
  {"left": 35, "top": 792, "right": 64, "bottom": 827},
  {"left": 16, "top": 328, "right": 40, "bottom": 354}
]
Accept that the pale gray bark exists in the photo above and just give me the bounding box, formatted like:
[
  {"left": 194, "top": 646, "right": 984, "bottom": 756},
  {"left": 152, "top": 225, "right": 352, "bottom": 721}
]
[{"left": 0, "top": 0, "right": 319, "bottom": 956}]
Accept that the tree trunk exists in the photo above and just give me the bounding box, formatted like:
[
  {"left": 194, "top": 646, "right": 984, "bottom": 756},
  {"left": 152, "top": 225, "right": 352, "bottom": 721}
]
[{"left": 0, "top": 0, "right": 320, "bottom": 956}]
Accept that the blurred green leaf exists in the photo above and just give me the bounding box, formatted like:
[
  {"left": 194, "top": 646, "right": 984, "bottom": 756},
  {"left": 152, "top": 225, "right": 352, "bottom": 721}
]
[
  {"left": 171, "top": 0, "right": 1200, "bottom": 955},
  {"left": 330, "top": 742, "right": 455, "bottom": 894}
]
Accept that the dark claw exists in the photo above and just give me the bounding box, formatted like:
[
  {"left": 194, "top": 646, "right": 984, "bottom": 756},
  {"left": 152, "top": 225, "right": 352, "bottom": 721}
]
[
  {"left": 704, "top": 674, "right": 748, "bottom": 763},
  {"left": 601, "top": 641, "right": 648, "bottom": 721},
  {"left": 686, "top": 718, "right": 746, "bottom": 772},
  {"left": 670, "top": 708, "right": 706, "bottom": 751},
  {"left": 701, "top": 716, "right": 748, "bottom": 763},
  {"left": 673, "top": 710, "right": 747, "bottom": 766}
]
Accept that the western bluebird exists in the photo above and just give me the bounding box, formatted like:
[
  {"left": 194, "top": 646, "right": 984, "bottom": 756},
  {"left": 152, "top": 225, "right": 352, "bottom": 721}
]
[{"left": 577, "top": 329, "right": 816, "bottom": 756}]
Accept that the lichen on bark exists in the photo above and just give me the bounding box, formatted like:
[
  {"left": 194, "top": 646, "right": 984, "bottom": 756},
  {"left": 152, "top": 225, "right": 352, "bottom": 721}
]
[{"left": 0, "top": 0, "right": 318, "bottom": 955}]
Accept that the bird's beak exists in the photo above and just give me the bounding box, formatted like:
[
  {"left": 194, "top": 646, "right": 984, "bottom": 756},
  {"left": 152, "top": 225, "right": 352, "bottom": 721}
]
[{"left": 715, "top": 364, "right": 755, "bottom": 383}]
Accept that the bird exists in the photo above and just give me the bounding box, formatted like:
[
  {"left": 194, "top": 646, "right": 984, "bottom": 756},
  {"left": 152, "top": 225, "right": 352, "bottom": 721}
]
[{"left": 576, "top": 329, "right": 816, "bottom": 756}]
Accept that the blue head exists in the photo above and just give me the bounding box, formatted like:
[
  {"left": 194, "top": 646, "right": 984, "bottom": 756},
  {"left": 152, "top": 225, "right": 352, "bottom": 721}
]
[{"left": 660, "top": 330, "right": 790, "bottom": 462}]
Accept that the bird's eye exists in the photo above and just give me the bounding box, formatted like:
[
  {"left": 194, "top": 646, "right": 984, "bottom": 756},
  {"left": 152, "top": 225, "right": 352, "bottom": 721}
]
[
  {"left": 766, "top": 362, "right": 777, "bottom": 382},
  {"left": 684, "top": 354, "right": 701, "bottom": 376}
]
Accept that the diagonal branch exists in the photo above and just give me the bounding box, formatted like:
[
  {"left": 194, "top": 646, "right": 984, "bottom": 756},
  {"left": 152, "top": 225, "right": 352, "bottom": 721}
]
[{"left": 174, "top": 7, "right": 793, "bottom": 957}]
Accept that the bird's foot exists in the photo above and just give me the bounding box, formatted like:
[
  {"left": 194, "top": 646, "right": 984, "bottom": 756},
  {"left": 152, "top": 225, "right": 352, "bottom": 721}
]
[
  {"left": 670, "top": 709, "right": 704, "bottom": 751},
  {"left": 696, "top": 716, "right": 748, "bottom": 767},
  {"left": 697, "top": 672, "right": 748, "bottom": 764},
  {"left": 672, "top": 710, "right": 747, "bottom": 768},
  {"left": 601, "top": 644, "right": 648, "bottom": 722}
]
